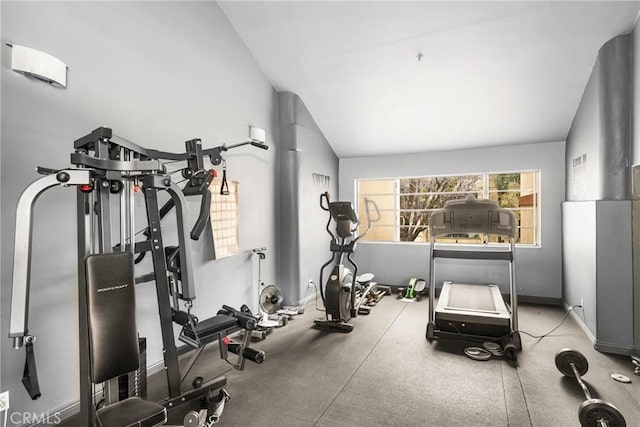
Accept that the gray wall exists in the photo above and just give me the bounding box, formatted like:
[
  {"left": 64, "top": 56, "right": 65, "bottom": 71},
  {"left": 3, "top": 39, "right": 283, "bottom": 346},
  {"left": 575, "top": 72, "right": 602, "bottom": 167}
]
[
  {"left": 340, "top": 140, "right": 566, "bottom": 299},
  {"left": 562, "top": 200, "right": 634, "bottom": 354},
  {"left": 563, "top": 33, "right": 634, "bottom": 354},
  {"left": 1, "top": 1, "right": 278, "bottom": 418},
  {"left": 562, "top": 202, "right": 597, "bottom": 334},
  {"left": 566, "top": 35, "right": 632, "bottom": 201},
  {"left": 277, "top": 92, "right": 339, "bottom": 304},
  {"left": 595, "top": 201, "right": 633, "bottom": 352}
]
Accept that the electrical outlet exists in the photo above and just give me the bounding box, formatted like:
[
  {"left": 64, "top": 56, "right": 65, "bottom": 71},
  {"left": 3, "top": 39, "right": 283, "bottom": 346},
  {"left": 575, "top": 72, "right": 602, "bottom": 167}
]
[{"left": 0, "top": 390, "right": 9, "bottom": 411}]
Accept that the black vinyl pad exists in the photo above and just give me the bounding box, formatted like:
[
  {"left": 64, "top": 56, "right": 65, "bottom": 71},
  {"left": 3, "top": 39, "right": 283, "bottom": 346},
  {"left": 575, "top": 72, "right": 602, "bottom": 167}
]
[
  {"left": 96, "top": 396, "right": 166, "bottom": 427},
  {"left": 182, "top": 315, "right": 238, "bottom": 345},
  {"left": 86, "top": 252, "right": 139, "bottom": 384}
]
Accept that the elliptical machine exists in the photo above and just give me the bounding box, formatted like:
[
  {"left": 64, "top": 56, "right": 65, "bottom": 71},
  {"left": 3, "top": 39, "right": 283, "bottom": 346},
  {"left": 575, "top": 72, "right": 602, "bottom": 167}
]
[{"left": 314, "top": 192, "right": 381, "bottom": 333}]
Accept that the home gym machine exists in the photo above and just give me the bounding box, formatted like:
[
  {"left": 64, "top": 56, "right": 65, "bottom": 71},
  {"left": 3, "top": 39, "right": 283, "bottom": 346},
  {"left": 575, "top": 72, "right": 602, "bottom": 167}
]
[
  {"left": 425, "top": 196, "right": 522, "bottom": 360},
  {"left": 555, "top": 348, "right": 626, "bottom": 426},
  {"left": 8, "top": 127, "right": 267, "bottom": 426},
  {"left": 314, "top": 192, "right": 388, "bottom": 333}
]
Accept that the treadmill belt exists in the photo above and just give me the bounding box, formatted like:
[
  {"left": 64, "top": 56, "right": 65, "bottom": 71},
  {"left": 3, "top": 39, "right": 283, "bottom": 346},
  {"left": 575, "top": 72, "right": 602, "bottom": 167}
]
[{"left": 446, "top": 284, "right": 495, "bottom": 312}]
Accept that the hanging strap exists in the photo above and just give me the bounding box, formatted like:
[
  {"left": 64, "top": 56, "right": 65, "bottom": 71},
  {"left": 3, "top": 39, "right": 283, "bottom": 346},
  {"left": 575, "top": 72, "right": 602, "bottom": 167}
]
[
  {"left": 22, "top": 338, "right": 41, "bottom": 400},
  {"left": 220, "top": 161, "right": 230, "bottom": 196}
]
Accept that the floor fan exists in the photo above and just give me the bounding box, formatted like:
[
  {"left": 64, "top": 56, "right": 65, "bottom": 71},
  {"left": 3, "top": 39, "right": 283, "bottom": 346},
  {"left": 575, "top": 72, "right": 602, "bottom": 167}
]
[{"left": 253, "top": 248, "right": 283, "bottom": 328}]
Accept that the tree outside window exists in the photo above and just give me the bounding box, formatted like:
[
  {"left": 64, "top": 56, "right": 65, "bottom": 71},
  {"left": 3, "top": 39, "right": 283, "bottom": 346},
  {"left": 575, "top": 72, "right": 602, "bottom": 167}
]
[{"left": 357, "top": 170, "right": 539, "bottom": 245}]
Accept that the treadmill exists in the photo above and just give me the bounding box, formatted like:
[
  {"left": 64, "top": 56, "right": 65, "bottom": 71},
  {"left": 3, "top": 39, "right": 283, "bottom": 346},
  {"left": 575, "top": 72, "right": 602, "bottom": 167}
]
[{"left": 425, "top": 196, "right": 522, "bottom": 358}]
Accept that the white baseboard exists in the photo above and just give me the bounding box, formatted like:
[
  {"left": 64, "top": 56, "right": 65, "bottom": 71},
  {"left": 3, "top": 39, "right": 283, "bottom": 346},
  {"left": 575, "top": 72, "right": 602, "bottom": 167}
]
[
  {"left": 565, "top": 302, "right": 597, "bottom": 344},
  {"left": 564, "top": 302, "right": 634, "bottom": 355}
]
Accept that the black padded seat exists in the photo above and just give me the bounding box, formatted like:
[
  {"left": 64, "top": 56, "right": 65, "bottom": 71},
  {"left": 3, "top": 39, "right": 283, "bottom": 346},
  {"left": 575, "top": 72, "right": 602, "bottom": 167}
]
[
  {"left": 86, "top": 253, "right": 167, "bottom": 427},
  {"left": 96, "top": 396, "right": 166, "bottom": 427},
  {"left": 181, "top": 314, "right": 238, "bottom": 347}
]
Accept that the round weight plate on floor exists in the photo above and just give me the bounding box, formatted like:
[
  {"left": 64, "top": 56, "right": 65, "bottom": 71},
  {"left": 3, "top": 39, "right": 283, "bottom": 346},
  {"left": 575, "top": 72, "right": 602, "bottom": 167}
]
[
  {"left": 464, "top": 347, "right": 491, "bottom": 361},
  {"left": 483, "top": 342, "right": 501, "bottom": 351},
  {"left": 482, "top": 342, "right": 503, "bottom": 357},
  {"left": 578, "top": 399, "right": 626, "bottom": 427},
  {"left": 258, "top": 319, "right": 280, "bottom": 328},
  {"left": 611, "top": 373, "right": 631, "bottom": 384},
  {"left": 555, "top": 348, "right": 588, "bottom": 377}
]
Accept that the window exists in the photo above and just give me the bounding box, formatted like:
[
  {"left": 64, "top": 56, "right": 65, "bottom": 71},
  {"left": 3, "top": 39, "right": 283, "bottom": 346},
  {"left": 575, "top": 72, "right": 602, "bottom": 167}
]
[{"left": 356, "top": 170, "right": 540, "bottom": 245}]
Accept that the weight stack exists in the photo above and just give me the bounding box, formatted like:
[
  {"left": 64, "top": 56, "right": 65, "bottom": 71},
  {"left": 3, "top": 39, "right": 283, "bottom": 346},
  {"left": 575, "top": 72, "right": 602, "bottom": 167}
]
[{"left": 118, "top": 337, "right": 147, "bottom": 399}]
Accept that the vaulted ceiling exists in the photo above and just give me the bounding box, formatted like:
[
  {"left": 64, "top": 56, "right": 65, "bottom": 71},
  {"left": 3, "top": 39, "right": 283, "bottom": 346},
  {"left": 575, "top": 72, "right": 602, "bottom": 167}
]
[{"left": 220, "top": 1, "right": 639, "bottom": 158}]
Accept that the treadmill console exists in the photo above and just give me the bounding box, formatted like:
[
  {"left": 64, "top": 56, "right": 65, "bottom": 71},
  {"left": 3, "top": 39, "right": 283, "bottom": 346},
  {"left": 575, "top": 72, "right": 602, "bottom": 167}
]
[{"left": 429, "top": 196, "right": 516, "bottom": 238}]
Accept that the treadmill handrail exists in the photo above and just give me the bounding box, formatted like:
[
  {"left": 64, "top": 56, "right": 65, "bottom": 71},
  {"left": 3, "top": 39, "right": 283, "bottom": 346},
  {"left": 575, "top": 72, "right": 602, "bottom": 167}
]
[{"left": 432, "top": 249, "right": 513, "bottom": 261}]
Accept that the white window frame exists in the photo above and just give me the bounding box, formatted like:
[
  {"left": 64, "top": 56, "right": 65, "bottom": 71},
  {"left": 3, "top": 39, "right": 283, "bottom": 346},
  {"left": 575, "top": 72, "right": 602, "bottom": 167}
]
[{"left": 355, "top": 169, "right": 541, "bottom": 247}]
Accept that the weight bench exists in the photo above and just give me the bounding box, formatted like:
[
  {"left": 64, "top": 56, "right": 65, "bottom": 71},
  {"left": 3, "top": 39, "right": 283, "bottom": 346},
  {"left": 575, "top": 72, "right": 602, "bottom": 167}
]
[
  {"left": 178, "top": 305, "right": 264, "bottom": 372},
  {"left": 86, "top": 252, "right": 166, "bottom": 427},
  {"left": 179, "top": 315, "right": 239, "bottom": 348}
]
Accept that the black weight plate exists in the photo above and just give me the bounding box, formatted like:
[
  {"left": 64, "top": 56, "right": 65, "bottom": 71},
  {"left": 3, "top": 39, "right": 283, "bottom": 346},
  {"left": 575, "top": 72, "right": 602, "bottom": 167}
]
[
  {"left": 578, "top": 399, "right": 626, "bottom": 427},
  {"left": 555, "top": 348, "right": 588, "bottom": 377}
]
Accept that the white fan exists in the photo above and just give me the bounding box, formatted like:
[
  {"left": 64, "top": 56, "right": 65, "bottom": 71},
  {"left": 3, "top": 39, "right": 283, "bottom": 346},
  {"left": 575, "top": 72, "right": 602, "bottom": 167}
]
[
  {"left": 253, "top": 248, "right": 283, "bottom": 328},
  {"left": 259, "top": 285, "right": 284, "bottom": 315}
]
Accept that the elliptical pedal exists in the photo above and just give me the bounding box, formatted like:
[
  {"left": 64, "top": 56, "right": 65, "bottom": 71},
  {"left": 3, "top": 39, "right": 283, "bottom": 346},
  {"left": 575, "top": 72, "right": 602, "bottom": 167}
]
[{"left": 313, "top": 319, "right": 354, "bottom": 333}]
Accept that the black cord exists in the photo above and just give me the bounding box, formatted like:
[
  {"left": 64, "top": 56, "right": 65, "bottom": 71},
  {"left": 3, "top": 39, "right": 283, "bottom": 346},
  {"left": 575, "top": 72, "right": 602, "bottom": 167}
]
[
  {"left": 517, "top": 304, "right": 582, "bottom": 340},
  {"left": 447, "top": 304, "right": 583, "bottom": 344},
  {"left": 308, "top": 280, "right": 325, "bottom": 312}
]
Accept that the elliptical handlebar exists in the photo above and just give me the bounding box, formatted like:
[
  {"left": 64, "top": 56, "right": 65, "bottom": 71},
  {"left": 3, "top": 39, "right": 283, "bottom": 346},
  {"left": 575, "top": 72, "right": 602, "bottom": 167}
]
[
  {"left": 320, "top": 192, "right": 380, "bottom": 243},
  {"left": 353, "top": 197, "right": 380, "bottom": 243},
  {"left": 320, "top": 192, "right": 337, "bottom": 241},
  {"left": 320, "top": 192, "right": 331, "bottom": 211}
]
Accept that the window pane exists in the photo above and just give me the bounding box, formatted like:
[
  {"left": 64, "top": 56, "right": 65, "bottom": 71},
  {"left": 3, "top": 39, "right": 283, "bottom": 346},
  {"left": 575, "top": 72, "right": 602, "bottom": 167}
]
[
  {"left": 399, "top": 211, "right": 430, "bottom": 242},
  {"left": 398, "top": 175, "right": 481, "bottom": 242},
  {"left": 488, "top": 190, "right": 521, "bottom": 208},
  {"left": 357, "top": 180, "right": 396, "bottom": 241},
  {"left": 356, "top": 171, "right": 539, "bottom": 246},
  {"left": 488, "top": 173, "right": 520, "bottom": 190}
]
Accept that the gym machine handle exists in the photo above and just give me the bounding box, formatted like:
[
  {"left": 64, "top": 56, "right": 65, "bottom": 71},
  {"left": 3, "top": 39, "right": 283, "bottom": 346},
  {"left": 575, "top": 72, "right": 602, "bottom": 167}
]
[
  {"left": 223, "top": 140, "right": 269, "bottom": 152},
  {"left": 7, "top": 170, "right": 91, "bottom": 400},
  {"left": 155, "top": 178, "right": 212, "bottom": 241},
  {"left": 74, "top": 127, "right": 269, "bottom": 176},
  {"left": 9, "top": 170, "right": 92, "bottom": 347},
  {"left": 172, "top": 309, "right": 198, "bottom": 327},
  {"left": 227, "top": 343, "right": 265, "bottom": 364},
  {"left": 219, "top": 305, "right": 258, "bottom": 331},
  {"left": 250, "top": 141, "right": 269, "bottom": 150}
]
